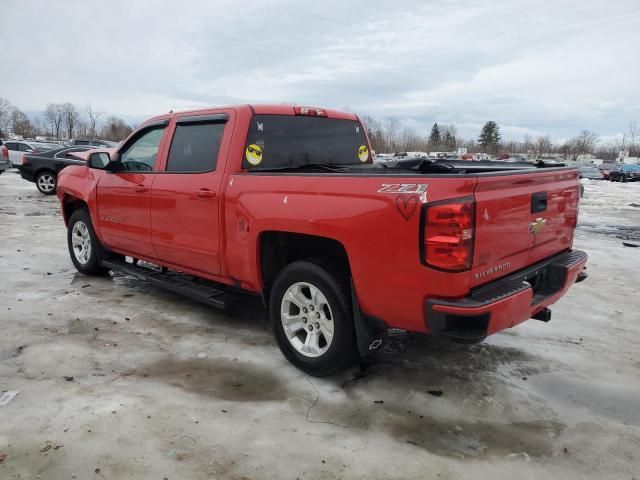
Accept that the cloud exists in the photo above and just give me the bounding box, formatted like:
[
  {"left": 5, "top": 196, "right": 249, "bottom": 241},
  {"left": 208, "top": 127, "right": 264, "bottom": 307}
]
[{"left": 1, "top": 0, "right": 638, "bottom": 140}]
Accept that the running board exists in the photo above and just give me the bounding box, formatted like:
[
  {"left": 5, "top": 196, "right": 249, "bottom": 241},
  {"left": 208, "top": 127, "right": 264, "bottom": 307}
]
[{"left": 101, "top": 259, "right": 236, "bottom": 310}]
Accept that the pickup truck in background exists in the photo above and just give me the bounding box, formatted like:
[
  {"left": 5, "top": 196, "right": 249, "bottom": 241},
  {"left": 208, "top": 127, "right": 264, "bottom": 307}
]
[{"left": 55, "top": 105, "right": 588, "bottom": 376}]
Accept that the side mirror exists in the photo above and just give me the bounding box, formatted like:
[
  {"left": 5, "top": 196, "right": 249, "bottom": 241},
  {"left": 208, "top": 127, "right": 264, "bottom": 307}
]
[{"left": 89, "top": 152, "right": 116, "bottom": 170}]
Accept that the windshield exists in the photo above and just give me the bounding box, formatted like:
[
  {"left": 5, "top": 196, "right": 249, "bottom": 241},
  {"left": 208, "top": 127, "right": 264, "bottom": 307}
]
[{"left": 243, "top": 115, "right": 371, "bottom": 170}]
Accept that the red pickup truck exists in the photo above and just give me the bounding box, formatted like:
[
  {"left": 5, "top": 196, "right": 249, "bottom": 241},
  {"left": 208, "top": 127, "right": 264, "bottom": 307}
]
[{"left": 56, "top": 105, "right": 587, "bottom": 376}]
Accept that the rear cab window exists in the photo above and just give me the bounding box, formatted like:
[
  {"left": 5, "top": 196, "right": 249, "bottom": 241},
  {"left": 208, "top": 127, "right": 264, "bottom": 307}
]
[{"left": 242, "top": 115, "right": 371, "bottom": 170}]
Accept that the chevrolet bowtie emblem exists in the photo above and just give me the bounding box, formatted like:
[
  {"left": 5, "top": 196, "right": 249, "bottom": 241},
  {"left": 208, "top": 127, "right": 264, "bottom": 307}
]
[{"left": 529, "top": 217, "right": 547, "bottom": 235}]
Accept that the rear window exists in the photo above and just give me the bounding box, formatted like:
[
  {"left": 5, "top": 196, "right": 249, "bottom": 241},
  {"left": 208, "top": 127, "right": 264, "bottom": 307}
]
[
  {"left": 242, "top": 115, "right": 370, "bottom": 169},
  {"left": 166, "top": 122, "right": 225, "bottom": 172}
]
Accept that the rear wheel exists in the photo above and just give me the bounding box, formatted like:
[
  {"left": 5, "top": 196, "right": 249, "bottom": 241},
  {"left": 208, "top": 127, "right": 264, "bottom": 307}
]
[
  {"left": 270, "top": 261, "right": 357, "bottom": 376},
  {"left": 36, "top": 171, "right": 57, "bottom": 195},
  {"left": 67, "top": 209, "right": 107, "bottom": 275}
]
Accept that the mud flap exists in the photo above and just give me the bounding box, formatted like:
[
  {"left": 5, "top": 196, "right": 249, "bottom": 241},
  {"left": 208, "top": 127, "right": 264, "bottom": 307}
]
[{"left": 350, "top": 280, "right": 387, "bottom": 358}]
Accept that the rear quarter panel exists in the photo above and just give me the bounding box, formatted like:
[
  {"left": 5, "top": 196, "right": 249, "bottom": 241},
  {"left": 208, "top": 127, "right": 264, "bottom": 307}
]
[{"left": 224, "top": 173, "right": 477, "bottom": 333}]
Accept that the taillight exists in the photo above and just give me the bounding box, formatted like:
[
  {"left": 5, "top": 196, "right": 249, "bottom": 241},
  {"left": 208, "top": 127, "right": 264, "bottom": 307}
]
[
  {"left": 421, "top": 197, "right": 475, "bottom": 272},
  {"left": 1, "top": 146, "right": 7, "bottom": 159},
  {"left": 22, "top": 154, "right": 29, "bottom": 165}
]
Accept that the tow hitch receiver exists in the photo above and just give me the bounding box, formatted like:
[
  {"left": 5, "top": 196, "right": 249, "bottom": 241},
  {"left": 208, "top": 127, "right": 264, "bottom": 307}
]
[{"left": 532, "top": 307, "right": 552, "bottom": 322}]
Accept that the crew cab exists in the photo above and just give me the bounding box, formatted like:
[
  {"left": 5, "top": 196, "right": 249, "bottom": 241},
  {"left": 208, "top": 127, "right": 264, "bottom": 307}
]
[{"left": 56, "top": 105, "right": 588, "bottom": 376}]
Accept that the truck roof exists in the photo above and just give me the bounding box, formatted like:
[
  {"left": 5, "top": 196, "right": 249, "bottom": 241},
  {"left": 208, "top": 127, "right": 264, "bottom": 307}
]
[{"left": 142, "top": 104, "right": 359, "bottom": 126}]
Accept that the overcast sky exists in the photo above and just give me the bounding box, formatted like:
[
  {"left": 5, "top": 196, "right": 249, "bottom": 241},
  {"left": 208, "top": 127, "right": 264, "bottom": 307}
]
[{"left": 2, "top": 0, "right": 639, "bottom": 141}]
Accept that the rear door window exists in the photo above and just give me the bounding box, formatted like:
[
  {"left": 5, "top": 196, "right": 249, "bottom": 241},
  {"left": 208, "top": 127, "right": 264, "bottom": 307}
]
[
  {"left": 166, "top": 122, "right": 225, "bottom": 172},
  {"left": 243, "top": 115, "right": 370, "bottom": 169}
]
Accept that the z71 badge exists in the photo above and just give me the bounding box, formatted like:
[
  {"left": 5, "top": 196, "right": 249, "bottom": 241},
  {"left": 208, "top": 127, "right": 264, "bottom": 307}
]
[{"left": 378, "top": 183, "right": 428, "bottom": 195}]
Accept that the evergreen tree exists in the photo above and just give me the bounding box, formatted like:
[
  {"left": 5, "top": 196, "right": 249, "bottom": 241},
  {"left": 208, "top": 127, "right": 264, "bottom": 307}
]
[
  {"left": 443, "top": 130, "right": 456, "bottom": 150},
  {"left": 428, "top": 123, "right": 441, "bottom": 146},
  {"left": 479, "top": 121, "right": 501, "bottom": 151}
]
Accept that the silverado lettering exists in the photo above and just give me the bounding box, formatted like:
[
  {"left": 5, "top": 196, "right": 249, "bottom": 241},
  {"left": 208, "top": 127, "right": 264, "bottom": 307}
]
[{"left": 56, "top": 104, "right": 588, "bottom": 376}]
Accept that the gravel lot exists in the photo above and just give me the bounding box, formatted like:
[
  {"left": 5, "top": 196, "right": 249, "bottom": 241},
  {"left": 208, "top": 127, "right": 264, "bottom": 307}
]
[{"left": 1, "top": 171, "right": 639, "bottom": 480}]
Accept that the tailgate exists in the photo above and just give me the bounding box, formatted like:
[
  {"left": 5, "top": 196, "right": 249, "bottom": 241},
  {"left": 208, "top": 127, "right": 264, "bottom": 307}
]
[{"left": 471, "top": 168, "right": 579, "bottom": 288}]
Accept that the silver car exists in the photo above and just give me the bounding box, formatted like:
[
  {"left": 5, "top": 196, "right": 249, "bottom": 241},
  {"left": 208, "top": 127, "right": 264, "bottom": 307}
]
[{"left": 2, "top": 140, "right": 54, "bottom": 167}]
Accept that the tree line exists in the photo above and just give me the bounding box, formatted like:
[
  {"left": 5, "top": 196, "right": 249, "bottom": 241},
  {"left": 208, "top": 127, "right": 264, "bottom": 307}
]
[
  {"left": 362, "top": 114, "right": 639, "bottom": 161},
  {"left": 0, "top": 97, "right": 133, "bottom": 142},
  {"left": 2, "top": 96, "right": 638, "bottom": 161}
]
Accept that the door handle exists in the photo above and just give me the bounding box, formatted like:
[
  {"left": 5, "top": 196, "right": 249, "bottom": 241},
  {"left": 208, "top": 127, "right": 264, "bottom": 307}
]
[
  {"left": 134, "top": 184, "right": 149, "bottom": 193},
  {"left": 196, "top": 188, "right": 217, "bottom": 198}
]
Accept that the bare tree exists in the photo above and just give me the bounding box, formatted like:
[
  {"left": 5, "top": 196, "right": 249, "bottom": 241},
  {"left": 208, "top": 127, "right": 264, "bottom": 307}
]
[
  {"left": 85, "top": 103, "right": 103, "bottom": 138},
  {"left": 10, "top": 108, "right": 33, "bottom": 137},
  {"left": 381, "top": 117, "right": 401, "bottom": 153},
  {"left": 361, "top": 115, "right": 383, "bottom": 153},
  {"left": 0, "top": 97, "right": 12, "bottom": 137},
  {"left": 533, "top": 135, "right": 552, "bottom": 159},
  {"left": 44, "top": 103, "right": 65, "bottom": 139},
  {"left": 101, "top": 116, "right": 133, "bottom": 141},
  {"left": 570, "top": 130, "right": 598, "bottom": 160},
  {"left": 61, "top": 103, "right": 79, "bottom": 139}
]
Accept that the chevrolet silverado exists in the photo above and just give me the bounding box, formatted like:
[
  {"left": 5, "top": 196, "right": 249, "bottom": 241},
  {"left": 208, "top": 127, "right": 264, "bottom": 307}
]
[{"left": 56, "top": 105, "right": 588, "bottom": 376}]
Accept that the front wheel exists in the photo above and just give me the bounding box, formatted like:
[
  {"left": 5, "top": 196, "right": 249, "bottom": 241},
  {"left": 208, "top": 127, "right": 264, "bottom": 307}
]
[
  {"left": 36, "top": 171, "right": 57, "bottom": 195},
  {"left": 270, "top": 261, "right": 357, "bottom": 376},
  {"left": 67, "top": 209, "right": 106, "bottom": 275}
]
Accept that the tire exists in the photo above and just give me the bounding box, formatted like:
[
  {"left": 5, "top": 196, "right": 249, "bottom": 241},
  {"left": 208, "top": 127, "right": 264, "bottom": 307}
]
[
  {"left": 621, "top": 176, "right": 627, "bottom": 183},
  {"left": 269, "top": 261, "right": 357, "bottom": 376},
  {"left": 36, "top": 170, "right": 57, "bottom": 195},
  {"left": 67, "top": 209, "right": 107, "bottom": 275}
]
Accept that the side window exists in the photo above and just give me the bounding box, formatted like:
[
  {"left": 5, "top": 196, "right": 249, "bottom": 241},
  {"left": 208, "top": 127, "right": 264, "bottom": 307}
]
[
  {"left": 120, "top": 127, "right": 165, "bottom": 172},
  {"left": 18, "top": 143, "right": 32, "bottom": 152},
  {"left": 166, "top": 122, "right": 225, "bottom": 172},
  {"left": 5, "top": 143, "right": 17, "bottom": 150}
]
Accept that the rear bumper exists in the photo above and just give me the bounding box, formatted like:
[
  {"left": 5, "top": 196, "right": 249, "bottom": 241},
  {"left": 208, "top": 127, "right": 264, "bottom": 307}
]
[{"left": 425, "top": 249, "right": 588, "bottom": 343}]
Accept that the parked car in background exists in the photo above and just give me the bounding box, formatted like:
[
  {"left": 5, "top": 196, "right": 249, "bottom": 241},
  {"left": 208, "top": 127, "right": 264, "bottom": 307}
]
[
  {"left": 3, "top": 140, "right": 54, "bottom": 166},
  {"left": 71, "top": 139, "right": 119, "bottom": 148},
  {"left": 0, "top": 142, "right": 11, "bottom": 174},
  {"left": 578, "top": 165, "right": 604, "bottom": 180},
  {"left": 18, "top": 146, "right": 95, "bottom": 194},
  {"left": 609, "top": 164, "right": 640, "bottom": 182},
  {"left": 598, "top": 163, "right": 616, "bottom": 180}
]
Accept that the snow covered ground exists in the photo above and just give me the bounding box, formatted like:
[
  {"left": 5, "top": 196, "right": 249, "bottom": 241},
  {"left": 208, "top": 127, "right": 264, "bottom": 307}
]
[{"left": 0, "top": 172, "right": 638, "bottom": 479}]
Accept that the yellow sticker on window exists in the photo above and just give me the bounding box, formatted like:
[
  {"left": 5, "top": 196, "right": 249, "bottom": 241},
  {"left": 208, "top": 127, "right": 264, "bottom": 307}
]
[
  {"left": 358, "top": 145, "right": 369, "bottom": 162},
  {"left": 245, "top": 144, "right": 263, "bottom": 166}
]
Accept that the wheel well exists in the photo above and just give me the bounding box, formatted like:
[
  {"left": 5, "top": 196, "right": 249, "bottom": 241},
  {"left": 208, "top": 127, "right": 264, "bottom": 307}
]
[
  {"left": 62, "top": 195, "right": 88, "bottom": 225},
  {"left": 259, "top": 231, "right": 350, "bottom": 290},
  {"left": 35, "top": 168, "right": 56, "bottom": 178}
]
